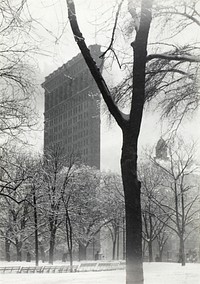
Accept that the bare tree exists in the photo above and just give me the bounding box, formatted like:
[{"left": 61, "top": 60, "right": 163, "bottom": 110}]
[
  {"left": 41, "top": 147, "right": 67, "bottom": 264},
  {"left": 60, "top": 153, "right": 80, "bottom": 271},
  {"left": 0, "top": 185, "right": 33, "bottom": 261},
  {"left": 0, "top": 145, "right": 34, "bottom": 203},
  {"left": 41, "top": 146, "right": 80, "bottom": 264},
  {"left": 0, "top": 1, "right": 38, "bottom": 143},
  {"left": 71, "top": 166, "right": 106, "bottom": 261},
  {"left": 0, "top": 150, "right": 42, "bottom": 262}
]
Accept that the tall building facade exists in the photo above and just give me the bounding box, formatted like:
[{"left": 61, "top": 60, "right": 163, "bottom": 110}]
[{"left": 42, "top": 45, "right": 102, "bottom": 169}]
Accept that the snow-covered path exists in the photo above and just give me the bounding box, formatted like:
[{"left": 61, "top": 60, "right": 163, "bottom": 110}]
[{"left": 0, "top": 263, "right": 200, "bottom": 284}]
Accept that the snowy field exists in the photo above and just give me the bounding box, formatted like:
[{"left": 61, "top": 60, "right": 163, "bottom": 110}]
[{"left": 0, "top": 262, "right": 200, "bottom": 284}]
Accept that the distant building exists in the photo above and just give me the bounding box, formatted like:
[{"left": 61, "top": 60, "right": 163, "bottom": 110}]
[
  {"left": 42, "top": 45, "right": 102, "bottom": 169},
  {"left": 155, "top": 137, "right": 168, "bottom": 160}
]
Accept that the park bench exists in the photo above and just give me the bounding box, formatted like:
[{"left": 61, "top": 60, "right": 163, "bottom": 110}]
[
  {"left": 0, "top": 266, "right": 21, "bottom": 273},
  {"left": 42, "top": 266, "right": 56, "bottom": 273},
  {"left": 19, "top": 266, "right": 44, "bottom": 273},
  {"left": 41, "top": 266, "right": 70, "bottom": 273},
  {"left": 41, "top": 265, "right": 76, "bottom": 273},
  {"left": 59, "top": 265, "right": 74, "bottom": 273},
  {"left": 72, "top": 264, "right": 79, "bottom": 272},
  {"left": 20, "top": 267, "right": 35, "bottom": 273},
  {"left": 45, "top": 266, "right": 68, "bottom": 273},
  {"left": 118, "top": 261, "right": 126, "bottom": 270},
  {"left": 96, "top": 262, "right": 120, "bottom": 271},
  {"left": 51, "top": 266, "right": 63, "bottom": 273},
  {"left": 77, "top": 262, "right": 98, "bottom": 272},
  {"left": 0, "top": 261, "right": 125, "bottom": 274},
  {"left": 110, "top": 262, "right": 121, "bottom": 270},
  {"left": 96, "top": 262, "right": 111, "bottom": 271},
  {"left": 35, "top": 266, "right": 44, "bottom": 273}
]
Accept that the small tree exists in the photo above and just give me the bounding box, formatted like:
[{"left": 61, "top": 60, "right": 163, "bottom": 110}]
[
  {"left": 41, "top": 147, "right": 80, "bottom": 264},
  {"left": 0, "top": 188, "right": 33, "bottom": 261},
  {"left": 0, "top": 149, "right": 37, "bottom": 261},
  {"left": 60, "top": 153, "right": 79, "bottom": 271},
  {"left": 71, "top": 165, "right": 105, "bottom": 261},
  {"left": 41, "top": 147, "right": 67, "bottom": 264}
]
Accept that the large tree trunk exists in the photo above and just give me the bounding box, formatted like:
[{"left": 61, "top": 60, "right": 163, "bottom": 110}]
[
  {"left": 16, "top": 241, "right": 22, "bottom": 261},
  {"left": 33, "top": 190, "right": 39, "bottom": 266},
  {"left": 112, "top": 236, "right": 116, "bottom": 260},
  {"left": 121, "top": 1, "right": 153, "bottom": 281},
  {"left": 49, "top": 241, "right": 55, "bottom": 264},
  {"left": 65, "top": 209, "right": 73, "bottom": 272},
  {"left": 112, "top": 225, "right": 118, "bottom": 260},
  {"left": 148, "top": 241, "right": 153, "bottom": 262},
  {"left": 156, "top": 234, "right": 168, "bottom": 262},
  {"left": 117, "top": 224, "right": 120, "bottom": 260},
  {"left": 179, "top": 236, "right": 185, "bottom": 266},
  {"left": 40, "top": 244, "right": 45, "bottom": 263},
  {"left": 5, "top": 238, "right": 11, "bottom": 262},
  {"left": 158, "top": 248, "right": 163, "bottom": 262},
  {"left": 49, "top": 230, "right": 56, "bottom": 264},
  {"left": 79, "top": 243, "right": 87, "bottom": 261},
  {"left": 16, "top": 250, "right": 22, "bottom": 261},
  {"left": 123, "top": 216, "right": 126, "bottom": 260},
  {"left": 121, "top": 137, "right": 143, "bottom": 284},
  {"left": 69, "top": 245, "right": 73, "bottom": 272}
]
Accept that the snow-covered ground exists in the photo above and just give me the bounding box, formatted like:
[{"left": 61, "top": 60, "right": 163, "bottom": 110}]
[{"left": 0, "top": 262, "right": 200, "bottom": 284}]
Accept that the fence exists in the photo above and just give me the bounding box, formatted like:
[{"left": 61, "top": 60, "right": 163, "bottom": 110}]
[{"left": 0, "top": 261, "right": 126, "bottom": 274}]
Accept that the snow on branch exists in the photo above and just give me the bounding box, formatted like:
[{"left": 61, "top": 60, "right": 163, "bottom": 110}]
[{"left": 146, "top": 53, "right": 200, "bottom": 62}]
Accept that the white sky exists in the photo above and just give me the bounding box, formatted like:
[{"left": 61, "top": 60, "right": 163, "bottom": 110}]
[{"left": 26, "top": 0, "right": 200, "bottom": 172}]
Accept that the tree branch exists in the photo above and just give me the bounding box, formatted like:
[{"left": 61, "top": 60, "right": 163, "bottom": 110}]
[
  {"left": 0, "top": 193, "right": 26, "bottom": 204},
  {"left": 66, "top": 0, "right": 125, "bottom": 128},
  {"left": 100, "top": 0, "right": 124, "bottom": 61},
  {"left": 146, "top": 53, "right": 200, "bottom": 62},
  {"left": 160, "top": 10, "right": 200, "bottom": 27}
]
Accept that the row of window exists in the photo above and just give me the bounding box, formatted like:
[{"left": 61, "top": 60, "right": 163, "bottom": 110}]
[
  {"left": 45, "top": 131, "right": 90, "bottom": 145},
  {"left": 45, "top": 73, "right": 92, "bottom": 109},
  {"left": 62, "top": 103, "right": 88, "bottom": 119},
  {"left": 45, "top": 92, "right": 92, "bottom": 119},
  {"left": 44, "top": 143, "right": 99, "bottom": 167},
  {"left": 44, "top": 138, "right": 90, "bottom": 157},
  {"left": 46, "top": 119, "right": 90, "bottom": 136},
  {"left": 45, "top": 111, "right": 90, "bottom": 130},
  {"left": 44, "top": 62, "right": 90, "bottom": 88}
]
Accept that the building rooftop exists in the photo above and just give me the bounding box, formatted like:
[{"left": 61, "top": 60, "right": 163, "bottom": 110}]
[{"left": 42, "top": 44, "right": 101, "bottom": 86}]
